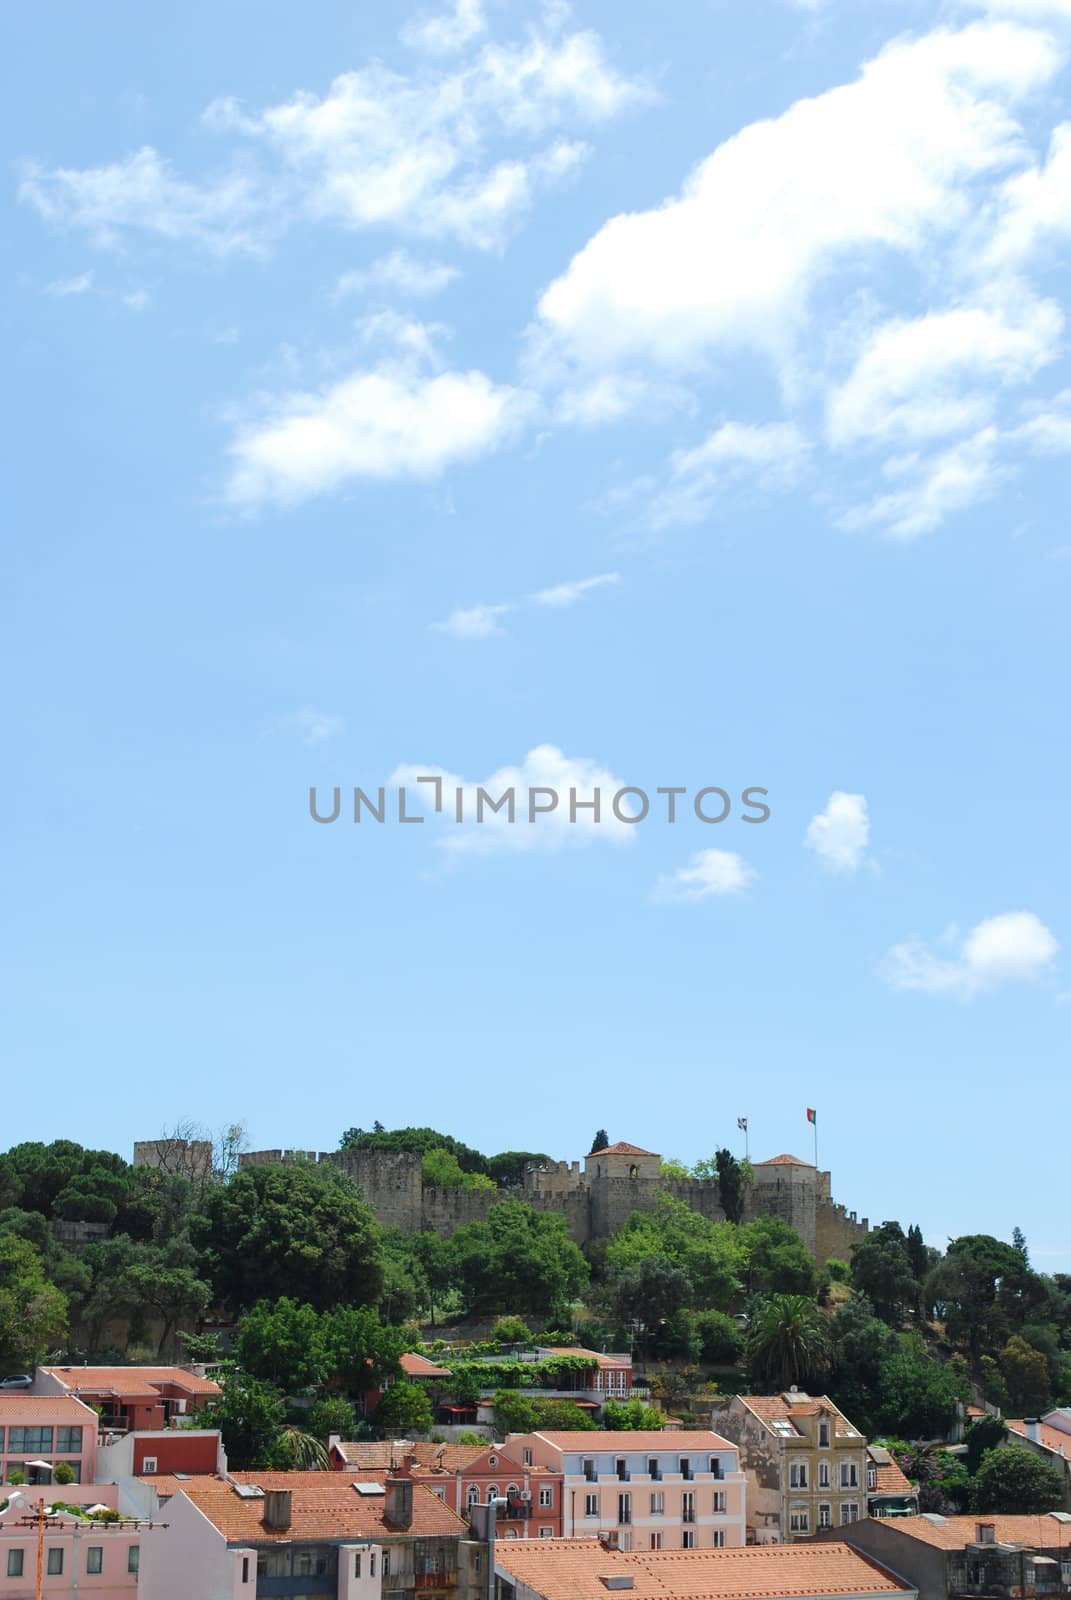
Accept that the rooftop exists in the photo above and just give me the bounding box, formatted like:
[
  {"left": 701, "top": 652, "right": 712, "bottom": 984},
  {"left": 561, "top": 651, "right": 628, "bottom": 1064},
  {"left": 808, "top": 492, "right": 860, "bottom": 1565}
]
[
  {"left": 758, "top": 1154, "right": 814, "bottom": 1168},
  {"left": 399, "top": 1352, "right": 454, "bottom": 1380},
  {"left": 525, "top": 1431, "right": 734, "bottom": 1453},
  {"left": 596, "top": 1143, "right": 661, "bottom": 1158},
  {"left": 0, "top": 1395, "right": 99, "bottom": 1420},
  {"left": 332, "top": 1440, "right": 501, "bottom": 1472},
  {"left": 177, "top": 1471, "right": 469, "bottom": 1543},
  {"left": 866, "top": 1447, "right": 916, "bottom": 1498},
  {"left": 1007, "top": 1419, "right": 1071, "bottom": 1457},
  {"left": 41, "top": 1366, "right": 221, "bottom": 1400},
  {"left": 890, "top": 1514, "right": 1071, "bottom": 1552},
  {"left": 493, "top": 1539, "right": 912, "bottom": 1600},
  {"left": 738, "top": 1394, "right": 860, "bottom": 1438}
]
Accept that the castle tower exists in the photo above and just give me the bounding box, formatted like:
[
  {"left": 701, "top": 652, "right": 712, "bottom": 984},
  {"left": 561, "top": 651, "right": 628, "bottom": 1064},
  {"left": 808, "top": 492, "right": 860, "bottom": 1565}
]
[{"left": 586, "top": 1140, "right": 662, "bottom": 1237}]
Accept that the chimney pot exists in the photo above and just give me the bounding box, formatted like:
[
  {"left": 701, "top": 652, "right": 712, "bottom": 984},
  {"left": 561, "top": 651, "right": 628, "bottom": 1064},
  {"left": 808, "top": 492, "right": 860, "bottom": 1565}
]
[
  {"left": 262, "top": 1490, "right": 292, "bottom": 1532},
  {"left": 385, "top": 1474, "right": 414, "bottom": 1530}
]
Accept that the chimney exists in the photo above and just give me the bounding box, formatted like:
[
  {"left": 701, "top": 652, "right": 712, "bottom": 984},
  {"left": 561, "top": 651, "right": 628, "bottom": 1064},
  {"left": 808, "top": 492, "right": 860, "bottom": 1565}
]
[
  {"left": 403, "top": 1452, "right": 418, "bottom": 1472},
  {"left": 385, "top": 1474, "right": 413, "bottom": 1530},
  {"left": 262, "top": 1490, "right": 292, "bottom": 1532},
  {"left": 1026, "top": 1419, "right": 1042, "bottom": 1443}
]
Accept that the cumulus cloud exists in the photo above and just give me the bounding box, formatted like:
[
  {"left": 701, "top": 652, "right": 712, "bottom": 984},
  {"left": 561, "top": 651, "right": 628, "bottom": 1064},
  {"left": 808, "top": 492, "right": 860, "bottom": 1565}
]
[
  {"left": 648, "top": 422, "right": 810, "bottom": 528},
  {"left": 805, "top": 792, "right": 870, "bottom": 872},
  {"left": 986, "top": 122, "right": 1071, "bottom": 265},
  {"left": 401, "top": 0, "right": 486, "bottom": 55},
  {"left": 333, "top": 251, "right": 460, "bottom": 301},
  {"left": 654, "top": 849, "right": 757, "bottom": 902},
  {"left": 839, "top": 427, "right": 1003, "bottom": 539},
  {"left": 45, "top": 270, "right": 93, "bottom": 296},
  {"left": 881, "top": 910, "right": 1059, "bottom": 996},
  {"left": 533, "top": 22, "right": 1060, "bottom": 371},
  {"left": 392, "top": 743, "right": 639, "bottom": 851}
]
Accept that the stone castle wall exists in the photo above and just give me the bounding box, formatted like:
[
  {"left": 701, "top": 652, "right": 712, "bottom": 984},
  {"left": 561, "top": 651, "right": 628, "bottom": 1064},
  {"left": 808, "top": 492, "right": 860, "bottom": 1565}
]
[{"left": 229, "top": 1146, "right": 867, "bottom": 1264}]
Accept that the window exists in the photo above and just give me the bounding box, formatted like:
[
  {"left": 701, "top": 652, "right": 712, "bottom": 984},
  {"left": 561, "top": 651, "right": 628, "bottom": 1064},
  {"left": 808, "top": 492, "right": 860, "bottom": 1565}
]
[
  {"left": 585, "top": 1493, "right": 598, "bottom": 1517},
  {"left": 682, "top": 1492, "right": 696, "bottom": 1525},
  {"left": 370, "top": 1554, "right": 376, "bottom": 1577},
  {"left": 539, "top": 1486, "right": 553, "bottom": 1507},
  {"left": 128, "top": 1546, "right": 140, "bottom": 1574},
  {"left": 840, "top": 1502, "right": 859, "bottom": 1525},
  {"left": 680, "top": 1458, "right": 693, "bottom": 1480},
  {"left": 523, "top": 1449, "right": 533, "bottom": 1467},
  {"left": 709, "top": 1456, "right": 723, "bottom": 1479},
  {"left": 0, "top": 1426, "right": 5, "bottom": 1449},
  {"left": 486, "top": 1485, "right": 499, "bottom": 1503},
  {"left": 713, "top": 1491, "right": 727, "bottom": 1513},
  {"left": 618, "top": 1492, "right": 632, "bottom": 1526},
  {"left": 9, "top": 1426, "right": 53, "bottom": 1453},
  {"left": 648, "top": 1458, "right": 662, "bottom": 1481},
  {"left": 56, "top": 1426, "right": 83, "bottom": 1454},
  {"left": 354, "top": 1554, "right": 361, "bottom": 1579},
  {"left": 867, "top": 1466, "right": 877, "bottom": 1492},
  {"left": 818, "top": 1461, "right": 831, "bottom": 1489},
  {"left": 467, "top": 1485, "right": 480, "bottom": 1507},
  {"left": 583, "top": 1458, "right": 596, "bottom": 1482},
  {"left": 7, "top": 1551, "right": 24, "bottom": 1578},
  {"left": 713, "top": 1531, "right": 727, "bottom": 1548},
  {"left": 143, "top": 1456, "right": 158, "bottom": 1474},
  {"left": 682, "top": 1530, "right": 696, "bottom": 1549},
  {"left": 620, "top": 1533, "right": 633, "bottom": 1552},
  {"left": 818, "top": 1421, "right": 830, "bottom": 1448},
  {"left": 243, "top": 1555, "right": 251, "bottom": 1583},
  {"left": 840, "top": 1463, "right": 858, "bottom": 1489},
  {"left": 507, "top": 1484, "right": 520, "bottom": 1499},
  {"left": 381, "top": 1551, "right": 390, "bottom": 1577},
  {"left": 790, "top": 1509, "right": 810, "bottom": 1534},
  {"left": 488, "top": 1456, "right": 498, "bottom": 1467},
  {"left": 819, "top": 1505, "right": 832, "bottom": 1529},
  {"left": 649, "top": 1491, "right": 664, "bottom": 1515},
  {"left": 47, "top": 1549, "right": 65, "bottom": 1576},
  {"left": 539, "top": 1526, "right": 553, "bottom": 1538},
  {"left": 650, "top": 1533, "right": 663, "bottom": 1551},
  {"left": 789, "top": 1462, "right": 808, "bottom": 1489},
  {"left": 616, "top": 1458, "right": 629, "bottom": 1481},
  {"left": 87, "top": 1547, "right": 104, "bottom": 1575}
]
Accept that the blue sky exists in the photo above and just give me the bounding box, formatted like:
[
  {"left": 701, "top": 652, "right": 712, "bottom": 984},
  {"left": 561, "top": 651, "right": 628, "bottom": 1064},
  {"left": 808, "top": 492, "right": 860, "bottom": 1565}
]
[{"left": 4, "top": 0, "right": 1071, "bottom": 1266}]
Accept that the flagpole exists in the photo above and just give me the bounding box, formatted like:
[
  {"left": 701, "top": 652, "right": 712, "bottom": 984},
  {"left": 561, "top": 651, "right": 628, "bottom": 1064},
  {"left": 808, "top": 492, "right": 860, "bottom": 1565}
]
[{"left": 813, "top": 1115, "right": 818, "bottom": 1171}]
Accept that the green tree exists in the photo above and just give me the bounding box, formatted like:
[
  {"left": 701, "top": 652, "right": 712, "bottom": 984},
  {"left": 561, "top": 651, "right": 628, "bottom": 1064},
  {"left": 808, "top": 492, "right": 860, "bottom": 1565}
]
[
  {"left": 715, "top": 1150, "right": 747, "bottom": 1226},
  {"left": 602, "top": 1398, "right": 666, "bottom": 1430},
  {"left": 0, "top": 1234, "right": 68, "bottom": 1368},
  {"left": 493, "top": 1390, "right": 538, "bottom": 1435},
  {"left": 270, "top": 1426, "right": 330, "bottom": 1471},
  {"left": 196, "top": 1370, "right": 286, "bottom": 1470},
  {"left": 190, "top": 1162, "right": 384, "bottom": 1313},
  {"left": 234, "top": 1298, "right": 326, "bottom": 1392},
  {"left": 486, "top": 1152, "right": 549, "bottom": 1187},
  {"left": 376, "top": 1381, "right": 434, "bottom": 1435},
  {"left": 999, "top": 1335, "right": 1052, "bottom": 1414},
  {"left": 965, "top": 1415, "right": 1008, "bottom": 1474},
  {"left": 971, "top": 1445, "right": 1063, "bottom": 1513},
  {"left": 531, "top": 1399, "right": 597, "bottom": 1431},
  {"left": 741, "top": 1217, "right": 816, "bottom": 1296},
  {"left": 421, "top": 1148, "right": 496, "bottom": 1190},
  {"left": 321, "top": 1306, "right": 407, "bottom": 1399},
  {"left": 828, "top": 1295, "right": 898, "bottom": 1435},
  {"left": 122, "top": 1257, "right": 211, "bottom": 1359},
  {"left": 590, "top": 1130, "right": 610, "bottom": 1154},
  {"left": 307, "top": 1396, "right": 359, "bottom": 1442},
  {"left": 874, "top": 1333, "right": 966, "bottom": 1439},
  {"left": 450, "top": 1201, "right": 588, "bottom": 1320},
  {"left": 692, "top": 1309, "right": 744, "bottom": 1365},
  {"left": 745, "top": 1294, "right": 831, "bottom": 1390},
  {"left": 492, "top": 1316, "right": 532, "bottom": 1345},
  {"left": 925, "top": 1236, "right": 1029, "bottom": 1366},
  {"left": 850, "top": 1223, "right": 919, "bottom": 1324},
  {"left": 608, "top": 1195, "right": 746, "bottom": 1310},
  {"left": 339, "top": 1126, "right": 489, "bottom": 1176},
  {"left": 610, "top": 1256, "right": 693, "bottom": 1351}
]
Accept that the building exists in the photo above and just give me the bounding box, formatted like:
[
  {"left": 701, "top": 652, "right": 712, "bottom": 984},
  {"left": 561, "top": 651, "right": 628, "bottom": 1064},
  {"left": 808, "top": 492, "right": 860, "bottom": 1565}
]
[
  {"left": 0, "top": 1393, "right": 100, "bottom": 1486},
  {"left": 708, "top": 1391, "right": 868, "bottom": 1542},
  {"left": 813, "top": 1511, "right": 1071, "bottom": 1600},
  {"left": 491, "top": 1534, "right": 917, "bottom": 1600},
  {"left": 227, "top": 1140, "right": 868, "bottom": 1266},
  {"left": 866, "top": 1447, "right": 918, "bottom": 1520},
  {"left": 1006, "top": 1414, "right": 1071, "bottom": 1510},
  {"left": 33, "top": 1365, "right": 221, "bottom": 1433},
  {"left": 330, "top": 1440, "right": 564, "bottom": 1540},
  {"left": 97, "top": 1424, "right": 224, "bottom": 1483},
  {"left": 0, "top": 1495, "right": 145, "bottom": 1599},
  {"left": 506, "top": 1431, "right": 745, "bottom": 1551},
  {"left": 138, "top": 1470, "right": 487, "bottom": 1600}
]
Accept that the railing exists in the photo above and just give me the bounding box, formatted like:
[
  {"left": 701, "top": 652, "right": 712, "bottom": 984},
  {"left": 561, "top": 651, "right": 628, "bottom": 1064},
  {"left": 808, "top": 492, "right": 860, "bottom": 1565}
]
[{"left": 415, "top": 1572, "right": 457, "bottom": 1590}]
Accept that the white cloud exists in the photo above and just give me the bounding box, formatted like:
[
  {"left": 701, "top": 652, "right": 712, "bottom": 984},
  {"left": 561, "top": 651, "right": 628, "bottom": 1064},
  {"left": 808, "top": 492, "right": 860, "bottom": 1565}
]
[
  {"left": 987, "top": 122, "right": 1071, "bottom": 264},
  {"left": 20, "top": 147, "right": 268, "bottom": 255},
  {"left": 805, "top": 791, "right": 870, "bottom": 872},
  {"left": 45, "top": 270, "right": 93, "bottom": 296},
  {"left": 531, "top": 572, "right": 622, "bottom": 607},
  {"left": 392, "top": 744, "right": 639, "bottom": 851},
  {"left": 122, "top": 287, "right": 150, "bottom": 312},
  {"left": 650, "top": 421, "right": 810, "bottom": 527},
  {"left": 333, "top": 251, "right": 460, "bottom": 301},
  {"left": 433, "top": 602, "right": 513, "bottom": 638},
  {"left": 882, "top": 910, "right": 1058, "bottom": 996},
  {"left": 1012, "top": 390, "right": 1071, "bottom": 451},
  {"left": 655, "top": 849, "right": 757, "bottom": 902},
  {"left": 839, "top": 427, "right": 1003, "bottom": 538},
  {"left": 552, "top": 374, "right": 655, "bottom": 425},
  {"left": 534, "top": 22, "right": 1061, "bottom": 371},
  {"left": 827, "top": 299, "right": 1062, "bottom": 446},
  {"left": 402, "top": 0, "right": 486, "bottom": 55},
  {"left": 274, "top": 707, "right": 345, "bottom": 746},
  {"left": 969, "top": 0, "right": 1071, "bottom": 18},
  {"left": 226, "top": 337, "right": 533, "bottom": 507}
]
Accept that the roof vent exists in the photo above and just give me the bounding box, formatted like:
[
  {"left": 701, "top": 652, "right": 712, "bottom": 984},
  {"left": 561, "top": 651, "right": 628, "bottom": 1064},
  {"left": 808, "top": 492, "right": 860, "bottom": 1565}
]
[
  {"left": 354, "top": 1481, "right": 385, "bottom": 1496},
  {"left": 600, "top": 1579, "right": 634, "bottom": 1591},
  {"left": 921, "top": 1513, "right": 947, "bottom": 1526},
  {"left": 232, "top": 1484, "right": 265, "bottom": 1500}
]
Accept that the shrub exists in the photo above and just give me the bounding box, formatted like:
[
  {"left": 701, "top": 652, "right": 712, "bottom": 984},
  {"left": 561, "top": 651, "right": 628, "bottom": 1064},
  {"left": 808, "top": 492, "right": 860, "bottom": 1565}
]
[
  {"left": 492, "top": 1316, "right": 531, "bottom": 1345},
  {"left": 53, "top": 1462, "right": 75, "bottom": 1486}
]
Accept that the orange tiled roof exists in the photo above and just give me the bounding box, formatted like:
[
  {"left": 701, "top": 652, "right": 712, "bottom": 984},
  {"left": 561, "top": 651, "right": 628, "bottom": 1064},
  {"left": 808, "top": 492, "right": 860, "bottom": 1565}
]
[
  {"left": 492, "top": 1539, "right": 911, "bottom": 1600},
  {"left": 597, "top": 1142, "right": 660, "bottom": 1157},
  {"left": 741, "top": 1395, "right": 860, "bottom": 1436},
  {"left": 179, "top": 1471, "right": 469, "bottom": 1543},
  {"left": 760, "top": 1154, "right": 813, "bottom": 1167},
  {"left": 0, "top": 1396, "right": 99, "bottom": 1420},
  {"left": 42, "top": 1366, "right": 221, "bottom": 1399},
  {"left": 1007, "top": 1420, "right": 1071, "bottom": 1458},
  {"left": 529, "top": 1430, "right": 734, "bottom": 1452},
  {"left": 893, "top": 1514, "right": 1071, "bottom": 1552},
  {"left": 870, "top": 1461, "right": 916, "bottom": 1496},
  {"left": 399, "top": 1352, "right": 453, "bottom": 1380},
  {"left": 332, "top": 1440, "right": 495, "bottom": 1471}
]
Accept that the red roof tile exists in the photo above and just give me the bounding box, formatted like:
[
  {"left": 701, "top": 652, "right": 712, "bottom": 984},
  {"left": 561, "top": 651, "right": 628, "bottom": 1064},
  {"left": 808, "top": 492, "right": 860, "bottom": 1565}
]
[
  {"left": 1007, "top": 1420, "right": 1071, "bottom": 1458},
  {"left": 180, "top": 1471, "right": 469, "bottom": 1542},
  {"left": 597, "top": 1142, "right": 661, "bottom": 1157},
  {"left": 42, "top": 1366, "right": 221, "bottom": 1399},
  {"left": 892, "top": 1515, "right": 1071, "bottom": 1551}
]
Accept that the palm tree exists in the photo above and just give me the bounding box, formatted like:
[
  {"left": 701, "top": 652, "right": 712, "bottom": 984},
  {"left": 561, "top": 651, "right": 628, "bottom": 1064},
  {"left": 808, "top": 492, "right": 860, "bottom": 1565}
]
[
  {"left": 745, "top": 1295, "right": 831, "bottom": 1390},
  {"left": 275, "top": 1427, "right": 330, "bottom": 1471}
]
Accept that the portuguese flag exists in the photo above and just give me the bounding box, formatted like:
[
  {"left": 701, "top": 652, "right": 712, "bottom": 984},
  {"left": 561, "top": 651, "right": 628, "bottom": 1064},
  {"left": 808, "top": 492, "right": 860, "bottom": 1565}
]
[{"left": 806, "top": 1107, "right": 817, "bottom": 1125}]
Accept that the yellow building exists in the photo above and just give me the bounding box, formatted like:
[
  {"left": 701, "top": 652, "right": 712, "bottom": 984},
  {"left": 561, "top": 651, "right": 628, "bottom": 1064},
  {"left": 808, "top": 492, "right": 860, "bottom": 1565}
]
[{"left": 709, "top": 1390, "right": 868, "bottom": 1543}]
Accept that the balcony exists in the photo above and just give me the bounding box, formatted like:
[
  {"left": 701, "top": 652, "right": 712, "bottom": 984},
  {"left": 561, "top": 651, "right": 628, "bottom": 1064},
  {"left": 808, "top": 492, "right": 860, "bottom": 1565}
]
[
  {"left": 683, "top": 1510, "right": 697, "bottom": 1525},
  {"left": 415, "top": 1573, "right": 457, "bottom": 1590}
]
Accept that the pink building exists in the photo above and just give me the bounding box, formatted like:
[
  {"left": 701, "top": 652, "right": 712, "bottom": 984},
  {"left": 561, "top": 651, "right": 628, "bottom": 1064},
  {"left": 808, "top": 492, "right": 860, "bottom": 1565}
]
[
  {"left": 34, "top": 1365, "right": 220, "bottom": 1434},
  {"left": 0, "top": 1395, "right": 99, "bottom": 1486},
  {"left": 0, "top": 1494, "right": 143, "bottom": 1598},
  {"left": 507, "top": 1430, "right": 746, "bottom": 1551}
]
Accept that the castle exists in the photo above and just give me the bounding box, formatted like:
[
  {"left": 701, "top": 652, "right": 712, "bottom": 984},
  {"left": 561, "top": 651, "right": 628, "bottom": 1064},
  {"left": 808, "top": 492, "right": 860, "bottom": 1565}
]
[{"left": 217, "top": 1139, "right": 869, "bottom": 1266}]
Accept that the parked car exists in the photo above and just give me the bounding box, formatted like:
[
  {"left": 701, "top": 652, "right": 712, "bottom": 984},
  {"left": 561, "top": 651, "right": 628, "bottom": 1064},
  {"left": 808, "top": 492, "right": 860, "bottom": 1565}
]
[{"left": 0, "top": 1374, "right": 33, "bottom": 1389}]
